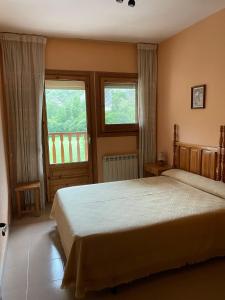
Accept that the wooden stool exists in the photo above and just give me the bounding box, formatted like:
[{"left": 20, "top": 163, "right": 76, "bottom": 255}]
[{"left": 15, "top": 181, "right": 41, "bottom": 218}]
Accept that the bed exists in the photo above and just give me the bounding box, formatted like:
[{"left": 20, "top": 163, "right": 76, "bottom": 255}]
[{"left": 51, "top": 124, "right": 225, "bottom": 298}]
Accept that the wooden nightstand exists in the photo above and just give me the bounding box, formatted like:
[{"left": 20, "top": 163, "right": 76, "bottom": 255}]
[
  {"left": 15, "top": 181, "right": 41, "bottom": 218},
  {"left": 144, "top": 162, "right": 171, "bottom": 177}
]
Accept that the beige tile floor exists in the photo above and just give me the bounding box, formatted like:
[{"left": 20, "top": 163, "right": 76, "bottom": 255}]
[{"left": 2, "top": 207, "right": 225, "bottom": 300}]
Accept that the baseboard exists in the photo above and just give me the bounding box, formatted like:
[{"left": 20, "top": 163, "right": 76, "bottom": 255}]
[{"left": 0, "top": 228, "right": 9, "bottom": 300}]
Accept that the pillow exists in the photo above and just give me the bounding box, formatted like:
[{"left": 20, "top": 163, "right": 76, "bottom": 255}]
[{"left": 162, "top": 169, "right": 225, "bottom": 199}]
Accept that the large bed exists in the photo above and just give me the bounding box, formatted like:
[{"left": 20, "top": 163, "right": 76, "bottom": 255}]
[{"left": 51, "top": 124, "right": 225, "bottom": 298}]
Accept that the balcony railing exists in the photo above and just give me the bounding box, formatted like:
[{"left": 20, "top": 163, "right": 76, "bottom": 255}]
[{"left": 48, "top": 132, "right": 88, "bottom": 164}]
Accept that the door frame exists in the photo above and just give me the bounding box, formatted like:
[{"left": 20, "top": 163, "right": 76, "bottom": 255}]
[{"left": 43, "top": 70, "right": 98, "bottom": 202}]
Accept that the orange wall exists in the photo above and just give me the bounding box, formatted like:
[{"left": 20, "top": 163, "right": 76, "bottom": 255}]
[
  {"left": 158, "top": 8, "right": 225, "bottom": 164},
  {"left": 46, "top": 38, "right": 137, "bottom": 73},
  {"left": 0, "top": 68, "right": 9, "bottom": 286},
  {"left": 46, "top": 38, "right": 138, "bottom": 182}
]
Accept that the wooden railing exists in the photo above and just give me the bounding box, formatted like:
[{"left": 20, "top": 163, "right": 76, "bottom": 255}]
[{"left": 48, "top": 132, "right": 88, "bottom": 164}]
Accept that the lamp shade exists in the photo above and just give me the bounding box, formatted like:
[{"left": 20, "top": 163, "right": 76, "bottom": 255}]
[{"left": 158, "top": 152, "right": 167, "bottom": 162}]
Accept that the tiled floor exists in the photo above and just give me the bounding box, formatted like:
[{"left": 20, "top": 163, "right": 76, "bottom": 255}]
[{"left": 3, "top": 207, "right": 225, "bottom": 300}]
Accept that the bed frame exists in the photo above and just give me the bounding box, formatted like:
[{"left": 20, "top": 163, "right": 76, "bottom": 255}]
[{"left": 173, "top": 124, "right": 225, "bottom": 182}]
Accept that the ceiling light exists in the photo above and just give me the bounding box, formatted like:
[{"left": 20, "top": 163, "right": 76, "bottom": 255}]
[
  {"left": 116, "top": 0, "right": 136, "bottom": 7},
  {"left": 128, "top": 0, "right": 135, "bottom": 7}
]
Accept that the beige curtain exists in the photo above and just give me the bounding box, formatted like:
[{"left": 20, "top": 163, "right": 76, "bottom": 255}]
[
  {"left": 138, "top": 44, "right": 157, "bottom": 177},
  {"left": 0, "top": 33, "right": 46, "bottom": 210}
]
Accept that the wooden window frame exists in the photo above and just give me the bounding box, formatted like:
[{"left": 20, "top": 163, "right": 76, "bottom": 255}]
[
  {"left": 43, "top": 69, "right": 99, "bottom": 186},
  {"left": 96, "top": 72, "right": 139, "bottom": 137}
]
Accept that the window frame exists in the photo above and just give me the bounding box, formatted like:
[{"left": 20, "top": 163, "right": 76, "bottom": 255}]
[
  {"left": 43, "top": 70, "right": 97, "bottom": 180},
  {"left": 96, "top": 72, "right": 139, "bottom": 137}
]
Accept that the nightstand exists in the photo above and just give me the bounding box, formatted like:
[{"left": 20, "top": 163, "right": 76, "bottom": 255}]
[{"left": 144, "top": 162, "right": 171, "bottom": 177}]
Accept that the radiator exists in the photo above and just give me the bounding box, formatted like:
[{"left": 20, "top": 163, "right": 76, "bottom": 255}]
[{"left": 103, "top": 154, "right": 138, "bottom": 182}]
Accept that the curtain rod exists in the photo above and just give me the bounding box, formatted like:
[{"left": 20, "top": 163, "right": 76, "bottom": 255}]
[
  {"left": 0, "top": 31, "right": 158, "bottom": 46},
  {"left": 138, "top": 42, "right": 158, "bottom": 47},
  {"left": 0, "top": 31, "right": 47, "bottom": 39}
]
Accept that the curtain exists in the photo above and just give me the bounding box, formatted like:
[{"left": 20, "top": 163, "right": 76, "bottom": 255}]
[
  {"left": 0, "top": 33, "right": 46, "bottom": 210},
  {"left": 138, "top": 44, "right": 157, "bottom": 177}
]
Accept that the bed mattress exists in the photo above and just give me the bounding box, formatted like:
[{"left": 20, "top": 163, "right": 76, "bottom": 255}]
[{"left": 51, "top": 171, "right": 225, "bottom": 298}]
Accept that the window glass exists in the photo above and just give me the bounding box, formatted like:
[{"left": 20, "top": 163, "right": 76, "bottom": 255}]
[
  {"left": 45, "top": 80, "right": 88, "bottom": 164},
  {"left": 104, "top": 83, "right": 137, "bottom": 125}
]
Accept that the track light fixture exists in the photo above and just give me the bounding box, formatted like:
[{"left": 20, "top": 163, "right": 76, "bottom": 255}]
[
  {"left": 128, "top": 0, "right": 135, "bottom": 7},
  {"left": 116, "top": 0, "right": 136, "bottom": 7}
]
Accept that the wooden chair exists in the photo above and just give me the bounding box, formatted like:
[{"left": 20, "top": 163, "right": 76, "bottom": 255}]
[{"left": 15, "top": 181, "right": 41, "bottom": 218}]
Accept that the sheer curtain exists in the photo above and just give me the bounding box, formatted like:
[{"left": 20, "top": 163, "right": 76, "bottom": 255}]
[
  {"left": 0, "top": 33, "right": 46, "bottom": 210},
  {"left": 138, "top": 44, "right": 157, "bottom": 177}
]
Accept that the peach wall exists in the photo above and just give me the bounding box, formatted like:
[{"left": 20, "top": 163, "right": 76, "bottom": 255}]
[
  {"left": 158, "top": 8, "right": 225, "bottom": 164},
  {"left": 0, "top": 68, "right": 9, "bottom": 290},
  {"left": 46, "top": 38, "right": 137, "bottom": 72},
  {"left": 46, "top": 38, "right": 138, "bottom": 182}
]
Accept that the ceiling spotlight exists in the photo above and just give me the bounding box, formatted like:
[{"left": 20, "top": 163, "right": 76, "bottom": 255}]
[
  {"left": 128, "top": 0, "right": 135, "bottom": 7},
  {"left": 116, "top": 0, "right": 136, "bottom": 7}
]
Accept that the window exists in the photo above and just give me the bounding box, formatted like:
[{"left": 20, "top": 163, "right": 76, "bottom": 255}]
[
  {"left": 104, "top": 83, "right": 137, "bottom": 125},
  {"left": 97, "top": 73, "right": 138, "bottom": 136},
  {"left": 45, "top": 80, "right": 89, "bottom": 165}
]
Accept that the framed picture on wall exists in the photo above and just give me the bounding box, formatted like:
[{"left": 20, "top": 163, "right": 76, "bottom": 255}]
[{"left": 191, "top": 85, "right": 206, "bottom": 109}]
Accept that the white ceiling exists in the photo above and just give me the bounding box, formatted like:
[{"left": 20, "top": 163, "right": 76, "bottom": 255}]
[{"left": 0, "top": 0, "right": 225, "bottom": 43}]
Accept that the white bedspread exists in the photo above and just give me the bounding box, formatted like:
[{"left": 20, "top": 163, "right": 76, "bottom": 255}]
[{"left": 51, "top": 174, "right": 225, "bottom": 298}]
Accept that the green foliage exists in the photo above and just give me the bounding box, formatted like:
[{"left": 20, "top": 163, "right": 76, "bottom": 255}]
[
  {"left": 46, "top": 87, "right": 137, "bottom": 132},
  {"left": 105, "top": 87, "right": 136, "bottom": 124},
  {"left": 45, "top": 89, "right": 87, "bottom": 133}
]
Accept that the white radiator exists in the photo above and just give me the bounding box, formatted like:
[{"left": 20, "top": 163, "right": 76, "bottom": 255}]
[{"left": 103, "top": 154, "right": 138, "bottom": 182}]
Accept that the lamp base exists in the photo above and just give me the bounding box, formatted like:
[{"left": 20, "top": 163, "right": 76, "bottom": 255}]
[{"left": 157, "top": 160, "right": 167, "bottom": 166}]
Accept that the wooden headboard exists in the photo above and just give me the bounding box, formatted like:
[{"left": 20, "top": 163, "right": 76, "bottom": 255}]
[{"left": 173, "top": 124, "right": 225, "bottom": 182}]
